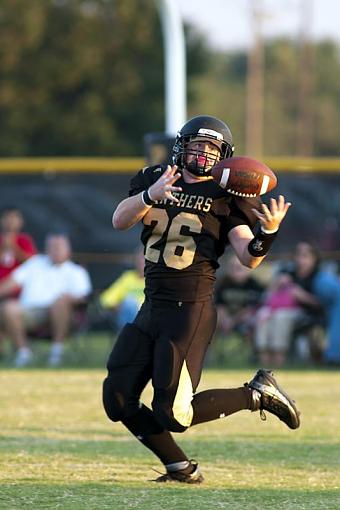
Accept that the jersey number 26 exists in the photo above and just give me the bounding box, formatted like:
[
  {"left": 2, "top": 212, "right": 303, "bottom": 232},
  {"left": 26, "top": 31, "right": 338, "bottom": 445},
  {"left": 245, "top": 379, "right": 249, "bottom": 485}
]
[{"left": 143, "top": 209, "right": 202, "bottom": 270}]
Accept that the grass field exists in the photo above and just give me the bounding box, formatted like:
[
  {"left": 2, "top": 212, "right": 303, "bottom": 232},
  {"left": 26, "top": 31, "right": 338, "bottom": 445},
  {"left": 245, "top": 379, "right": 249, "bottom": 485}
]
[{"left": 1, "top": 368, "right": 340, "bottom": 510}]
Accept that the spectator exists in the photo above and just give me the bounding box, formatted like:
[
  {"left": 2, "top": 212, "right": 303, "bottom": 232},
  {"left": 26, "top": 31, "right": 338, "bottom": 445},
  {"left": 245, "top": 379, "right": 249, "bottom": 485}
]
[
  {"left": 290, "top": 242, "right": 340, "bottom": 366},
  {"left": 0, "top": 233, "right": 92, "bottom": 367},
  {"left": 0, "top": 206, "right": 37, "bottom": 288},
  {"left": 255, "top": 242, "right": 340, "bottom": 367},
  {"left": 215, "top": 253, "right": 264, "bottom": 343},
  {"left": 100, "top": 250, "right": 145, "bottom": 330},
  {"left": 0, "top": 206, "right": 37, "bottom": 358},
  {"left": 254, "top": 269, "right": 312, "bottom": 367}
]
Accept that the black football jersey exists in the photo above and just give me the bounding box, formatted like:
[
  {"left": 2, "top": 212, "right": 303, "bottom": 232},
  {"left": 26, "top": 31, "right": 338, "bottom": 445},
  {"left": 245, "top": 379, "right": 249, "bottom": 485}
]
[{"left": 129, "top": 165, "right": 260, "bottom": 301}]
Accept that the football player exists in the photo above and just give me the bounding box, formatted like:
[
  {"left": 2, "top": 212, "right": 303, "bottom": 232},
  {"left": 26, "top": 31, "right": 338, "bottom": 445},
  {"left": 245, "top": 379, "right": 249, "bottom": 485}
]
[{"left": 103, "top": 115, "right": 300, "bottom": 483}]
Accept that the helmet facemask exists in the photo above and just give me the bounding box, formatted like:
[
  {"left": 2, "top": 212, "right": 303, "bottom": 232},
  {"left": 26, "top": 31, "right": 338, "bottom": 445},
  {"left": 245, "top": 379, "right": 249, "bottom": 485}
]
[
  {"left": 184, "top": 137, "right": 222, "bottom": 176},
  {"left": 174, "top": 135, "right": 233, "bottom": 177}
]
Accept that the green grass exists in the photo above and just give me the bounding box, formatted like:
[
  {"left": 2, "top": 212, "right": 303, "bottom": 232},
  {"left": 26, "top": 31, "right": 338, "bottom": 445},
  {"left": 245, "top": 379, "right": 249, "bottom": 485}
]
[{"left": 0, "top": 369, "right": 340, "bottom": 509}]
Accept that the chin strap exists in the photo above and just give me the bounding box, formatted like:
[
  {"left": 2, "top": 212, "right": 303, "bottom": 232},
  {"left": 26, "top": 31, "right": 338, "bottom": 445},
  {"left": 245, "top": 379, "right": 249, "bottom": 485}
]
[{"left": 185, "top": 159, "right": 211, "bottom": 176}]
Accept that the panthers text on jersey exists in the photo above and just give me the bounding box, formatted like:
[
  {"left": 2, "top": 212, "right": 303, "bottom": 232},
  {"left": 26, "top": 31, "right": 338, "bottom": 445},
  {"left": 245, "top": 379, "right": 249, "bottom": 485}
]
[{"left": 129, "top": 165, "right": 260, "bottom": 302}]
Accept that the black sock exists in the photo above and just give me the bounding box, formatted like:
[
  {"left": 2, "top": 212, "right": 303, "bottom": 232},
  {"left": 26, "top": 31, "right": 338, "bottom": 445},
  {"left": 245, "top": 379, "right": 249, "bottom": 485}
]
[
  {"left": 122, "top": 404, "right": 189, "bottom": 465},
  {"left": 191, "top": 387, "right": 252, "bottom": 425}
]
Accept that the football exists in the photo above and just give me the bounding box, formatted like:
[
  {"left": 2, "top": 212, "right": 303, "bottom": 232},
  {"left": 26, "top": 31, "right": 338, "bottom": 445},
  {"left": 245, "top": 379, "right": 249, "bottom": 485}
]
[{"left": 210, "top": 156, "right": 277, "bottom": 197}]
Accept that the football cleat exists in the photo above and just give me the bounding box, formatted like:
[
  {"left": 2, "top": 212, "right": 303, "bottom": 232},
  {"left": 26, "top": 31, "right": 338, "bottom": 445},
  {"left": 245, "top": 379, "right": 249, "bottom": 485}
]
[
  {"left": 246, "top": 369, "right": 300, "bottom": 430},
  {"left": 152, "top": 461, "right": 204, "bottom": 484}
]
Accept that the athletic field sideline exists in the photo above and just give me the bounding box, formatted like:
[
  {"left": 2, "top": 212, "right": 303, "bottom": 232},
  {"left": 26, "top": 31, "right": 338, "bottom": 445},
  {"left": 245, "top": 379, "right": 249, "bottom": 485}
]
[{"left": 1, "top": 369, "right": 339, "bottom": 510}]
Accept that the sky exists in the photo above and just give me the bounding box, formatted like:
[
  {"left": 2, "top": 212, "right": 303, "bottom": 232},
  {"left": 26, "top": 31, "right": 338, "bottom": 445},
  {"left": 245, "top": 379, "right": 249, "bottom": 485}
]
[{"left": 171, "top": 0, "right": 340, "bottom": 51}]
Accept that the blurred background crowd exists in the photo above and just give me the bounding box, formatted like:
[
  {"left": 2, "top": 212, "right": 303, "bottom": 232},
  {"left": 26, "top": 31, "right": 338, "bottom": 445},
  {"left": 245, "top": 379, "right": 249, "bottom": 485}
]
[{"left": 0, "top": 0, "right": 339, "bottom": 368}]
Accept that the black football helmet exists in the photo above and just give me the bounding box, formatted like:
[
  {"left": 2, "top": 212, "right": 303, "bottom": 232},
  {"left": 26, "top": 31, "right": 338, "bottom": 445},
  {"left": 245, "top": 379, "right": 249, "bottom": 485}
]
[{"left": 172, "top": 115, "right": 234, "bottom": 176}]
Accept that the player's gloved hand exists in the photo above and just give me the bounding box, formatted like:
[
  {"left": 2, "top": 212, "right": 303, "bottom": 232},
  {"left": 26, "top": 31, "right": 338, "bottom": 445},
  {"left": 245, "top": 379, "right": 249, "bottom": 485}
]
[
  {"left": 251, "top": 195, "right": 291, "bottom": 233},
  {"left": 148, "top": 165, "right": 182, "bottom": 204}
]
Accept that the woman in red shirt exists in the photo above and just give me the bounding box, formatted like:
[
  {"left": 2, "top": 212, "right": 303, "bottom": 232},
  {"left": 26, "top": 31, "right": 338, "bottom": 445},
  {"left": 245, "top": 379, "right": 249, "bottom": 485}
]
[
  {"left": 0, "top": 207, "right": 37, "bottom": 281},
  {"left": 0, "top": 207, "right": 37, "bottom": 358}
]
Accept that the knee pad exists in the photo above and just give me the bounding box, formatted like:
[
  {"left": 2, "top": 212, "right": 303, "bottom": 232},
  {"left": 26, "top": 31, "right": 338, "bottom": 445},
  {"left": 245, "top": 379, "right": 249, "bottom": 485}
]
[
  {"left": 103, "top": 323, "right": 151, "bottom": 422},
  {"left": 152, "top": 348, "right": 194, "bottom": 433},
  {"left": 152, "top": 399, "right": 189, "bottom": 433},
  {"left": 102, "top": 376, "right": 126, "bottom": 422}
]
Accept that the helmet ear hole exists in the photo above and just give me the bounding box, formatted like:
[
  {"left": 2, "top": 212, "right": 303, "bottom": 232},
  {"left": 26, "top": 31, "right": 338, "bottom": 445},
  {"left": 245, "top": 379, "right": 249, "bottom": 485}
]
[{"left": 225, "top": 144, "right": 234, "bottom": 159}]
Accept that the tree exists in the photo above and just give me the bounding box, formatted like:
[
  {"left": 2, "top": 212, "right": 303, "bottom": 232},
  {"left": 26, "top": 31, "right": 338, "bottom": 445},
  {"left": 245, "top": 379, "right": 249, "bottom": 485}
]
[
  {"left": 192, "top": 37, "right": 340, "bottom": 157},
  {"left": 0, "top": 0, "right": 210, "bottom": 156},
  {"left": 313, "top": 40, "right": 340, "bottom": 156}
]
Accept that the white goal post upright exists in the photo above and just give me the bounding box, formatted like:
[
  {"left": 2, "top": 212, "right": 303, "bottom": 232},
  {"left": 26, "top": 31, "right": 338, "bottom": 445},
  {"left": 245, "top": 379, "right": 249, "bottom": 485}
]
[{"left": 156, "top": 0, "right": 187, "bottom": 136}]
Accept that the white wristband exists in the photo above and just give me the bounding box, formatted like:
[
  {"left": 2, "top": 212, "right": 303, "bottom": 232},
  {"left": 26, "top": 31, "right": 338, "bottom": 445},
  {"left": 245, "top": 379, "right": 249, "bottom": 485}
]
[
  {"left": 141, "top": 191, "right": 152, "bottom": 207},
  {"left": 261, "top": 226, "right": 279, "bottom": 235}
]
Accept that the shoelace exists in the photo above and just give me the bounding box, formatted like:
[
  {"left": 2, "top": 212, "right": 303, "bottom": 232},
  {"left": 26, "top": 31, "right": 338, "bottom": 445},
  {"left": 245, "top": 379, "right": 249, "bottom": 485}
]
[{"left": 152, "top": 473, "right": 171, "bottom": 482}]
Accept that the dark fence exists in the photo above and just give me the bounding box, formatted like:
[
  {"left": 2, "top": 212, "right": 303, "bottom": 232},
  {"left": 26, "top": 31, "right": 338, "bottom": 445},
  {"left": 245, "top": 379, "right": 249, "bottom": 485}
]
[{"left": 0, "top": 157, "right": 339, "bottom": 289}]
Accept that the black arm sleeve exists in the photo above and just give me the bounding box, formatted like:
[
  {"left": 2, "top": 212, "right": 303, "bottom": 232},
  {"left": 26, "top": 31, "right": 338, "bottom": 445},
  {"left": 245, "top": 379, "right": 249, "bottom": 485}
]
[{"left": 248, "top": 229, "right": 278, "bottom": 257}]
